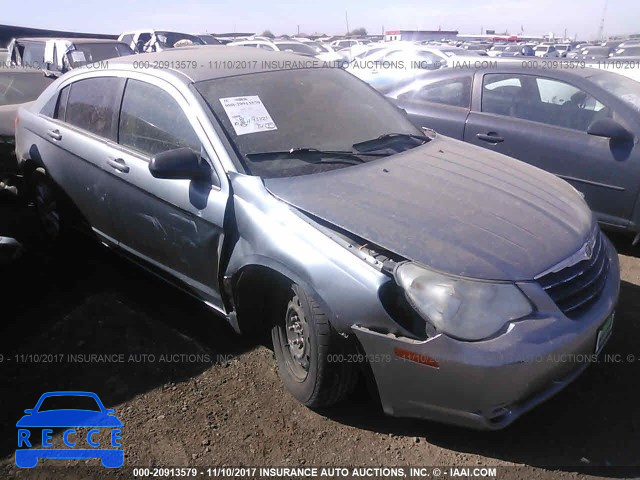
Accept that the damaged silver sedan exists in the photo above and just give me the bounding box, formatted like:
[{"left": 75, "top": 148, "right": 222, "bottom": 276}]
[{"left": 15, "top": 46, "right": 620, "bottom": 429}]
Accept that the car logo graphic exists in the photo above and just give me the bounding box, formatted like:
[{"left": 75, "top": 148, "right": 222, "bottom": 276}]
[{"left": 15, "top": 391, "right": 123, "bottom": 468}]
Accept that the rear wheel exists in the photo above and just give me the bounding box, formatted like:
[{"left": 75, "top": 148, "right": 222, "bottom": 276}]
[
  {"left": 29, "top": 168, "right": 67, "bottom": 244},
  {"left": 272, "top": 284, "right": 358, "bottom": 407}
]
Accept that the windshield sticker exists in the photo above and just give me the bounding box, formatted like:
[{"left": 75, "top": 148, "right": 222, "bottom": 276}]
[
  {"left": 70, "top": 51, "right": 86, "bottom": 63},
  {"left": 219, "top": 96, "right": 277, "bottom": 136}
]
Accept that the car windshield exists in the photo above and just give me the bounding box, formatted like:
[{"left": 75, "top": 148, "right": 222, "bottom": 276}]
[
  {"left": 67, "top": 42, "right": 133, "bottom": 67},
  {"left": 0, "top": 72, "right": 52, "bottom": 106},
  {"left": 198, "top": 35, "right": 221, "bottom": 45},
  {"left": 440, "top": 48, "right": 469, "bottom": 57},
  {"left": 155, "top": 32, "right": 205, "bottom": 48},
  {"left": 591, "top": 73, "right": 640, "bottom": 112},
  {"left": 195, "top": 68, "right": 422, "bottom": 178},
  {"left": 303, "top": 41, "right": 327, "bottom": 53},
  {"left": 38, "top": 395, "right": 101, "bottom": 412},
  {"left": 505, "top": 45, "right": 520, "bottom": 52},
  {"left": 275, "top": 42, "right": 316, "bottom": 55},
  {"left": 614, "top": 46, "right": 640, "bottom": 56}
]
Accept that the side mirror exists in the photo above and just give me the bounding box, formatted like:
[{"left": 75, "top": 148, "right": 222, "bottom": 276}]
[
  {"left": 24, "top": 409, "right": 34, "bottom": 414},
  {"left": 149, "top": 148, "right": 209, "bottom": 180},
  {"left": 587, "top": 118, "right": 633, "bottom": 141}
]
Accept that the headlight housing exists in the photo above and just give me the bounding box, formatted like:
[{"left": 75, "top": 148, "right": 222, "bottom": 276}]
[{"left": 395, "top": 262, "right": 532, "bottom": 341}]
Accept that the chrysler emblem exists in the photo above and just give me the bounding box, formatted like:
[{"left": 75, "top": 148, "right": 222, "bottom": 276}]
[
  {"left": 534, "top": 232, "right": 598, "bottom": 279},
  {"left": 584, "top": 241, "right": 594, "bottom": 260}
]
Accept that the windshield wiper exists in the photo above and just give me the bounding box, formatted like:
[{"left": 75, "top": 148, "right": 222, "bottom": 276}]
[
  {"left": 352, "top": 133, "right": 429, "bottom": 152},
  {"left": 246, "top": 147, "right": 388, "bottom": 164}
]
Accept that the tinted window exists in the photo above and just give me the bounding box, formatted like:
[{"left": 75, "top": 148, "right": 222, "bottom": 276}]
[
  {"left": 482, "top": 74, "right": 609, "bottom": 131},
  {"left": 65, "top": 77, "right": 123, "bottom": 140},
  {"left": 482, "top": 74, "right": 524, "bottom": 116},
  {"left": 400, "top": 77, "right": 472, "bottom": 108},
  {"left": 119, "top": 79, "right": 201, "bottom": 156}
]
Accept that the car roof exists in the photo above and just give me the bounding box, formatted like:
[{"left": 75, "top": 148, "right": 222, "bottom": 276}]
[
  {"left": 16, "top": 37, "right": 125, "bottom": 44},
  {"left": 413, "top": 62, "right": 613, "bottom": 80},
  {"left": 106, "top": 46, "right": 319, "bottom": 83}
]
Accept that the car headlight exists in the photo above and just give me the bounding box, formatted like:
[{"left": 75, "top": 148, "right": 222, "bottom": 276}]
[{"left": 395, "top": 262, "right": 532, "bottom": 341}]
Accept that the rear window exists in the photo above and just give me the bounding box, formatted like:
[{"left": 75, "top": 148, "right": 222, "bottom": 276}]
[
  {"left": 65, "top": 77, "right": 124, "bottom": 140},
  {"left": 67, "top": 42, "right": 133, "bottom": 68},
  {"left": 0, "top": 72, "right": 52, "bottom": 106}
]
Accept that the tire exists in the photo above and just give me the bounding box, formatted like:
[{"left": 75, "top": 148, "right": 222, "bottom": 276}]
[
  {"left": 271, "top": 284, "right": 358, "bottom": 407},
  {"left": 29, "top": 167, "right": 68, "bottom": 245}
]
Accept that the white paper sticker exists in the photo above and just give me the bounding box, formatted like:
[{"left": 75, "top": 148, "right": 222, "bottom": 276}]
[
  {"left": 70, "top": 51, "right": 86, "bottom": 63},
  {"left": 219, "top": 96, "right": 277, "bottom": 136}
]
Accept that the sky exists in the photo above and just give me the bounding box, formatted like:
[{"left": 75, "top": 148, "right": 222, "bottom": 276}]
[{"left": 1, "top": 0, "right": 638, "bottom": 40}]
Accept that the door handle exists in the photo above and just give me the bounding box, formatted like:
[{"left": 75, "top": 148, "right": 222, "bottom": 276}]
[
  {"left": 47, "top": 129, "right": 62, "bottom": 141},
  {"left": 476, "top": 133, "right": 504, "bottom": 143},
  {"left": 107, "top": 157, "right": 130, "bottom": 173}
]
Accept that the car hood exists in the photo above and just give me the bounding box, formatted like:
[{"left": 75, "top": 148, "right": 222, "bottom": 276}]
[{"left": 264, "top": 135, "right": 593, "bottom": 281}]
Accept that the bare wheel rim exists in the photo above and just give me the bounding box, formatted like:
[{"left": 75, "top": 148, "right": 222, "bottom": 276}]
[
  {"left": 283, "top": 294, "right": 311, "bottom": 382},
  {"left": 34, "top": 178, "right": 61, "bottom": 239}
]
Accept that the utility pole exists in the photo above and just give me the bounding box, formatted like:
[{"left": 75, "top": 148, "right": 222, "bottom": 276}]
[
  {"left": 345, "top": 11, "right": 350, "bottom": 35},
  {"left": 597, "top": 0, "right": 608, "bottom": 41},
  {"left": 297, "top": 25, "right": 300, "bottom": 35}
]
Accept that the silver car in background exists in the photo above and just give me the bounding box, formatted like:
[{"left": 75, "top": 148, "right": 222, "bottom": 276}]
[{"left": 15, "top": 47, "right": 619, "bottom": 429}]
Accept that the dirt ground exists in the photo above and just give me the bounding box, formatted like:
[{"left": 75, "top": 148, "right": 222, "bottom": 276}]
[{"left": 1, "top": 189, "right": 640, "bottom": 480}]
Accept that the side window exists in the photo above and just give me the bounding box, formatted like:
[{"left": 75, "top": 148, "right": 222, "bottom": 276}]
[
  {"left": 120, "top": 34, "right": 133, "bottom": 47},
  {"left": 402, "top": 77, "right": 472, "bottom": 108},
  {"left": 65, "top": 77, "right": 123, "bottom": 140},
  {"left": 40, "top": 92, "right": 58, "bottom": 117},
  {"left": 56, "top": 86, "right": 70, "bottom": 121},
  {"left": 118, "top": 79, "right": 201, "bottom": 157},
  {"left": 534, "top": 77, "right": 608, "bottom": 131},
  {"left": 482, "top": 74, "right": 609, "bottom": 131},
  {"left": 481, "top": 74, "right": 524, "bottom": 116},
  {"left": 135, "top": 33, "right": 152, "bottom": 53},
  {"left": 23, "top": 43, "right": 45, "bottom": 68}
]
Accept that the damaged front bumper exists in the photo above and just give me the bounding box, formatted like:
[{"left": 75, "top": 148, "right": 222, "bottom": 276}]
[{"left": 352, "top": 240, "right": 620, "bottom": 430}]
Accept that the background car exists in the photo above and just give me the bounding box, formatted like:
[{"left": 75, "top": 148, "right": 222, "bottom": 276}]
[
  {"left": 118, "top": 30, "right": 205, "bottom": 53},
  {"left": 7, "top": 37, "right": 133, "bottom": 75},
  {"left": 192, "top": 34, "right": 222, "bottom": 45},
  {"left": 0, "top": 67, "right": 55, "bottom": 177},
  {"left": 387, "top": 65, "right": 640, "bottom": 233},
  {"left": 611, "top": 45, "right": 640, "bottom": 58},
  {"left": 534, "top": 44, "right": 559, "bottom": 57}
]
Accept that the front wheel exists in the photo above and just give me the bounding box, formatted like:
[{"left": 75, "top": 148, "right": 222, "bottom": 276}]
[{"left": 272, "top": 284, "right": 358, "bottom": 407}]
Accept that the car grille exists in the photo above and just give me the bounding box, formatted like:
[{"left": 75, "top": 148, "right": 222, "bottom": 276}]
[{"left": 536, "top": 231, "right": 609, "bottom": 318}]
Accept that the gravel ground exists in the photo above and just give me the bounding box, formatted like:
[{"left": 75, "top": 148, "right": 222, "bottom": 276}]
[{"left": 1, "top": 191, "right": 639, "bottom": 480}]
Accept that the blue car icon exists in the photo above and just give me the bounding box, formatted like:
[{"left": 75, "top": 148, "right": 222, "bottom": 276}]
[{"left": 16, "top": 391, "right": 123, "bottom": 468}]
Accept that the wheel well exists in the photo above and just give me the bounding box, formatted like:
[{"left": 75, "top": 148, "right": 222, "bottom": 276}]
[{"left": 231, "top": 265, "right": 294, "bottom": 335}]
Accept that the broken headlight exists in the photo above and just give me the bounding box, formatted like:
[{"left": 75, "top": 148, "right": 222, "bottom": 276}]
[{"left": 395, "top": 263, "right": 532, "bottom": 341}]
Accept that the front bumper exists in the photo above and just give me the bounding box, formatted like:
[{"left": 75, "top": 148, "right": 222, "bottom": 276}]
[{"left": 353, "top": 236, "right": 620, "bottom": 430}]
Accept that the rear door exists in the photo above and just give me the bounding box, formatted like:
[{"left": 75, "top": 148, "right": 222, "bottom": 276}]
[
  {"left": 392, "top": 73, "right": 472, "bottom": 139},
  {"left": 34, "top": 76, "right": 125, "bottom": 240},
  {"left": 106, "top": 77, "right": 229, "bottom": 308},
  {"left": 464, "top": 72, "right": 640, "bottom": 227}
]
